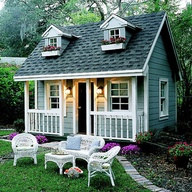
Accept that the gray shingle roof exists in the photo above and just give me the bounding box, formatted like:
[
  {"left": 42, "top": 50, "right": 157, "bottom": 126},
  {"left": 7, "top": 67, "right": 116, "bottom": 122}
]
[{"left": 15, "top": 11, "right": 165, "bottom": 77}]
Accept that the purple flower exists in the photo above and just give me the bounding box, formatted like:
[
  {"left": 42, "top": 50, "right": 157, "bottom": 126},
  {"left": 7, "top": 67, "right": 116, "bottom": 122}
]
[
  {"left": 101, "top": 142, "right": 120, "bottom": 152},
  {"left": 9, "top": 132, "right": 18, "bottom": 140},
  {"left": 35, "top": 135, "right": 48, "bottom": 144},
  {"left": 121, "top": 144, "right": 140, "bottom": 155}
]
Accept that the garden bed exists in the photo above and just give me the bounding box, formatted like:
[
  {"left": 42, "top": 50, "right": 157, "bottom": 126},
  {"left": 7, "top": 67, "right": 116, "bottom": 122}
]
[{"left": 126, "top": 151, "right": 192, "bottom": 192}]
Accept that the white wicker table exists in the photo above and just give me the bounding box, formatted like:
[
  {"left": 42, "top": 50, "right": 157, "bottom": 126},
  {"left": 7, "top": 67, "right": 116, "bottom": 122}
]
[{"left": 45, "top": 153, "right": 75, "bottom": 175}]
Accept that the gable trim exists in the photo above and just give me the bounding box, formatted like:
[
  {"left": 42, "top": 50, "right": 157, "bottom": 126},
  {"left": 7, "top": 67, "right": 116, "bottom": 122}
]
[
  {"left": 100, "top": 14, "right": 136, "bottom": 29},
  {"left": 142, "top": 13, "right": 166, "bottom": 73},
  {"left": 14, "top": 69, "right": 144, "bottom": 81}
]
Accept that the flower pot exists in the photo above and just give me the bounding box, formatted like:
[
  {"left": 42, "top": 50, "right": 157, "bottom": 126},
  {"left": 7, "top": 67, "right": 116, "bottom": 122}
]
[{"left": 173, "top": 156, "right": 189, "bottom": 169}]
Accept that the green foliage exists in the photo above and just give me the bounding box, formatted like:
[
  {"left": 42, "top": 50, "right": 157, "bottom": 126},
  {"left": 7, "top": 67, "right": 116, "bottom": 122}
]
[
  {"left": 136, "top": 132, "right": 153, "bottom": 144},
  {"left": 13, "top": 119, "right": 24, "bottom": 133},
  {"left": 0, "top": 149, "right": 150, "bottom": 192},
  {"left": 168, "top": 142, "right": 192, "bottom": 157},
  {"left": 71, "top": 10, "right": 101, "bottom": 25},
  {"left": 0, "top": 63, "right": 24, "bottom": 124},
  {"left": 0, "top": 130, "right": 14, "bottom": 136}
]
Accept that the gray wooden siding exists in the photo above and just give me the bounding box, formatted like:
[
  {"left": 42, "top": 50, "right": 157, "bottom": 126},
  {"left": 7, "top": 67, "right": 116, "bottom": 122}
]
[
  {"left": 137, "top": 77, "right": 144, "bottom": 111},
  {"left": 148, "top": 35, "right": 176, "bottom": 131},
  {"left": 37, "top": 81, "right": 45, "bottom": 109},
  {"left": 64, "top": 100, "right": 73, "bottom": 134}
]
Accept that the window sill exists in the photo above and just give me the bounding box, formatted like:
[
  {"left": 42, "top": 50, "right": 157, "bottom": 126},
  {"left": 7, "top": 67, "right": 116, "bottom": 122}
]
[
  {"left": 42, "top": 50, "right": 61, "bottom": 57},
  {"left": 101, "top": 43, "right": 126, "bottom": 51}
]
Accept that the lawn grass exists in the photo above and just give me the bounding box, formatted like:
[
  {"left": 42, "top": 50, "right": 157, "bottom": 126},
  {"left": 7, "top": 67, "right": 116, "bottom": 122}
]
[
  {"left": 0, "top": 140, "right": 12, "bottom": 156},
  {"left": 0, "top": 130, "right": 14, "bottom": 136},
  {"left": 0, "top": 141, "right": 150, "bottom": 192}
]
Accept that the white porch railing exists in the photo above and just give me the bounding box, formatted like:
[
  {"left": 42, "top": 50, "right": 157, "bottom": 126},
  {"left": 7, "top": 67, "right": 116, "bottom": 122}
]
[
  {"left": 27, "top": 110, "right": 61, "bottom": 135},
  {"left": 90, "top": 111, "right": 144, "bottom": 141}
]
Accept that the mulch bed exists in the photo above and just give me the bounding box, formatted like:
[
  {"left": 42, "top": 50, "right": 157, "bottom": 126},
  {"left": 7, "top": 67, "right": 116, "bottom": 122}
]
[{"left": 126, "top": 151, "right": 192, "bottom": 192}]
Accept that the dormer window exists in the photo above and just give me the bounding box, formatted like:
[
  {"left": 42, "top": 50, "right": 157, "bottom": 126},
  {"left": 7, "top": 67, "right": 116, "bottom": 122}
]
[
  {"left": 110, "top": 29, "right": 120, "bottom": 39},
  {"left": 49, "top": 38, "right": 57, "bottom": 47}
]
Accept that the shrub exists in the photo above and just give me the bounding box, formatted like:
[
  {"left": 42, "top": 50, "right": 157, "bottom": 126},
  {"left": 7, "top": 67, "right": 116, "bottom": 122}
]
[
  {"left": 121, "top": 144, "right": 140, "bottom": 155},
  {"left": 13, "top": 119, "right": 24, "bottom": 133},
  {"left": 35, "top": 135, "right": 48, "bottom": 144},
  {"left": 136, "top": 132, "right": 152, "bottom": 144},
  {"left": 9, "top": 132, "right": 18, "bottom": 140},
  {"left": 101, "top": 142, "right": 120, "bottom": 152}
]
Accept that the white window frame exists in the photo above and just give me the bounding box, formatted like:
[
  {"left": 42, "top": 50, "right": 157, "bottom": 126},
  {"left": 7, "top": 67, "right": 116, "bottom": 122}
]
[
  {"left": 159, "top": 78, "right": 169, "bottom": 119},
  {"left": 110, "top": 81, "right": 129, "bottom": 111},
  {"left": 49, "top": 37, "right": 57, "bottom": 47},
  {"left": 109, "top": 29, "right": 120, "bottom": 39},
  {"left": 47, "top": 83, "right": 60, "bottom": 110}
]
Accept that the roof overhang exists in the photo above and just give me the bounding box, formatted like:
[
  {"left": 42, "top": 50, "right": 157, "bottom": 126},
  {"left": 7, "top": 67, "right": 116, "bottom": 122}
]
[{"left": 14, "top": 69, "right": 144, "bottom": 81}]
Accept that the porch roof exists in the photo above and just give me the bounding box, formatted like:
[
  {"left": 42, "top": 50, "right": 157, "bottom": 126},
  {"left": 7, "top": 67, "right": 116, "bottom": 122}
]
[{"left": 15, "top": 12, "right": 166, "bottom": 80}]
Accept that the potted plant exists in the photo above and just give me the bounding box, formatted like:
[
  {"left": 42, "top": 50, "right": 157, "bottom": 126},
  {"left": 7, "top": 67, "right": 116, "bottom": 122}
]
[
  {"left": 168, "top": 142, "right": 192, "bottom": 169},
  {"left": 42, "top": 45, "right": 61, "bottom": 57},
  {"left": 101, "top": 37, "right": 126, "bottom": 51},
  {"left": 136, "top": 132, "right": 153, "bottom": 152},
  {"left": 64, "top": 167, "right": 83, "bottom": 178}
]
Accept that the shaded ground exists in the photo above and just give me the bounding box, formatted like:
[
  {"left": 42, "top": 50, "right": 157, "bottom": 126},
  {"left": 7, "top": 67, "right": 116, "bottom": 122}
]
[{"left": 126, "top": 152, "right": 192, "bottom": 192}]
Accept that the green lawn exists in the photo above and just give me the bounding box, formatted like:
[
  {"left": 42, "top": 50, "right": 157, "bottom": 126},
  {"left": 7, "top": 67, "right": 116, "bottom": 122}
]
[
  {"left": 0, "top": 140, "right": 150, "bottom": 192},
  {"left": 0, "top": 130, "right": 14, "bottom": 136},
  {"left": 0, "top": 140, "right": 12, "bottom": 156}
]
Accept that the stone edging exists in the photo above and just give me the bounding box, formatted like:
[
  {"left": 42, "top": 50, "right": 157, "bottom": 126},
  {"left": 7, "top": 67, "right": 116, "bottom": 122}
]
[{"left": 116, "top": 156, "right": 171, "bottom": 192}]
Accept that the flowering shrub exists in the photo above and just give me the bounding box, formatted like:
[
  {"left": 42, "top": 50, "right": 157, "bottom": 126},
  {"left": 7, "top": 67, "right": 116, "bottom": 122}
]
[
  {"left": 121, "top": 144, "right": 140, "bottom": 155},
  {"left": 168, "top": 142, "right": 192, "bottom": 157},
  {"left": 35, "top": 135, "right": 48, "bottom": 144},
  {"left": 136, "top": 132, "right": 152, "bottom": 144},
  {"left": 101, "top": 142, "right": 120, "bottom": 152},
  {"left": 9, "top": 132, "right": 18, "bottom": 140},
  {"left": 43, "top": 45, "right": 61, "bottom": 51},
  {"left": 101, "top": 37, "right": 126, "bottom": 45}
]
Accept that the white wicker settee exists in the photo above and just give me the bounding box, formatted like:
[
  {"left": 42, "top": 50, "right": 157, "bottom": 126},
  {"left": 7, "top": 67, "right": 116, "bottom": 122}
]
[
  {"left": 58, "top": 135, "right": 105, "bottom": 163},
  {"left": 12, "top": 133, "right": 38, "bottom": 166}
]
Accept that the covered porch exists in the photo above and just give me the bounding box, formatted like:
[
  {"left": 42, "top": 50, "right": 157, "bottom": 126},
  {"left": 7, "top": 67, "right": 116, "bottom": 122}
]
[{"left": 24, "top": 76, "right": 148, "bottom": 141}]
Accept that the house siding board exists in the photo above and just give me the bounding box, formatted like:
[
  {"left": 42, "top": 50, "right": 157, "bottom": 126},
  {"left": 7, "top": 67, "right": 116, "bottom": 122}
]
[
  {"left": 63, "top": 100, "right": 73, "bottom": 134},
  {"left": 37, "top": 81, "right": 45, "bottom": 109},
  {"left": 148, "top": 35, "right": 176, "bottom": 131},
  {"left": 137, "top": 76, "right": 144, "bottom": 111}
]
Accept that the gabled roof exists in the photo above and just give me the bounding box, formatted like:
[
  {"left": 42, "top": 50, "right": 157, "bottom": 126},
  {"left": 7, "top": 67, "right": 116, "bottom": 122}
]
[
  {"left": 100, "top": 14, "right": 137, "bottom": 30},
  {"left": 14, "top": 11, "right": 180, "bottom": 81}
]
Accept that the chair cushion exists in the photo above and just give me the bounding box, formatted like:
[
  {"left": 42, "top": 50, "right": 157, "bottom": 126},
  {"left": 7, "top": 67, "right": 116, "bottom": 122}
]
[
  {"left": 66, "top": 136, "right": 81, "bottom": 150},
  {"left": 91, "top": 140, "right": 100, "bottom": 148}
]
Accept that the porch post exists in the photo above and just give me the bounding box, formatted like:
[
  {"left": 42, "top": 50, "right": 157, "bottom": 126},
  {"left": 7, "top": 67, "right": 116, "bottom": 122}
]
[
  {"left": 24, "top": 81, "right": 29, "bottom": 133},
  {"left": 34, "top": 80, "right": 38, "bottom": 109},
  {"left": 59, "top": 80, "right": 64, "bottom": 136},
  {"left": 132, "top": 77, "right": 137, "bottom": 141},
  {"left": 144, "top": 74, "right": 149, "bottom": 132},
  {"left": 86, "top": 79, "right": 91, "bottom": 135}
]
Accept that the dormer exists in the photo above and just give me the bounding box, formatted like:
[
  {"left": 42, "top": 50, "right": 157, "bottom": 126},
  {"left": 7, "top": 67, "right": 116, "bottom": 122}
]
[
  {"left": 41, "top": 25, "right": 77, "bottom": 57},
  {"left": 100, "top": 14, "right": 140, "bottom": 51}
]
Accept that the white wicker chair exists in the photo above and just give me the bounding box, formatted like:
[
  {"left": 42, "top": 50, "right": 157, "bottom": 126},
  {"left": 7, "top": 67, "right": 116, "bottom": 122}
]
[
  {"left": 12, "top": 133, "right": 38, "bottom": 166},
  {"left": 87, "top": 146, "right": 121, "bottom": 187}
]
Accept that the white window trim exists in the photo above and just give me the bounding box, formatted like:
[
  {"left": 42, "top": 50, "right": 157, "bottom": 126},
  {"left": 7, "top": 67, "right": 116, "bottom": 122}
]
[
  {"left": 48, "top": 37, "right": 58, "bottom": 47},
  {"left": 159, "top": 78, "right": 169, "bottom": 119},
  {"left": 110, "top": 81, "right": 129, "bottom": 112},
  {"left": 109, "top": 29, "right": 121, "bottom": 39},
  {"left": 45, "top": 81, "right": 61, "bottom": 111}
]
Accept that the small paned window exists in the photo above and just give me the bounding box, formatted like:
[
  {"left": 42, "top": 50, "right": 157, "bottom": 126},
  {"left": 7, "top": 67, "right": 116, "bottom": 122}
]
[
  {"left": 49, "top": 84, "right": 59, "bottom": 109},
  {"left": 49, "top": 38, "right": 57, "bottom": 47},
  {"left": 159, "top": 79, "right": 168, "bottom": 117},
  {"left": 110, "top": 29, "right": 120, "bottom": 39},
  {"left": 111, "top": 82, "right": 129, "bottom": 111}
]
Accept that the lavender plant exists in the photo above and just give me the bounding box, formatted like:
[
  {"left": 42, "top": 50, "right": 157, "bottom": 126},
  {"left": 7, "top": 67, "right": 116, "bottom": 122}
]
[
  {"left": 9, "top": 132, "right": 18, "bottom": 140},
  {"left": 121, "top": 144, "right": 140, "bottom": 155},
  {"left": 35, "top": 135, "right": 48, "bottom": 144},
  {"left": 101, "top": 142, "right": 120, "bottom": 152}
]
